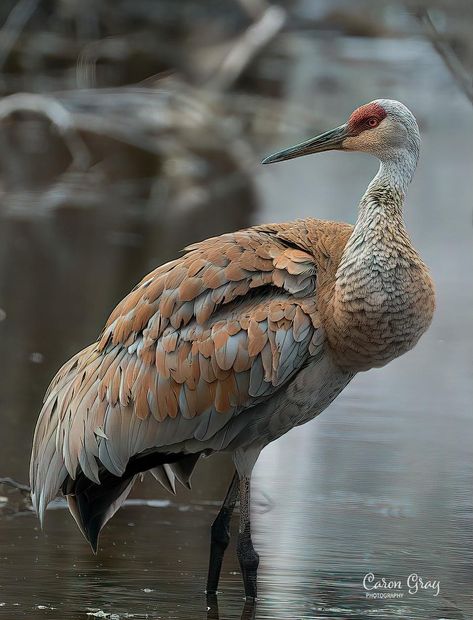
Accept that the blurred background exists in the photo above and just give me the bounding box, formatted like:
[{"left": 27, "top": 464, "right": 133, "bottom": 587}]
[{"left": 0, "top": 1, "right": 472, "bottom": 618}]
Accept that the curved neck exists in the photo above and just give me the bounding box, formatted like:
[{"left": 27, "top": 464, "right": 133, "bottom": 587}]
[
  {"left": 359, "top": 149, "right": 418, "bottom": 220},
  {"left": 337, "top": 149, "right": 419, "bottom": 281},
  {"left": 328, "top": 146, "right": 434, "bottom": 372}
]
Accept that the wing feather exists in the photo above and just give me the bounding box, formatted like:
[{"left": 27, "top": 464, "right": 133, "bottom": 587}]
[{"left": 30, "top": 226, "right": 322, "bottom": 520}]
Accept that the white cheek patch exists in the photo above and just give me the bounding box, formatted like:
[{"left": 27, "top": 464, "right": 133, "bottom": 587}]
[{"left": 343, "top": 132, "right": 380, "bottom": 152}]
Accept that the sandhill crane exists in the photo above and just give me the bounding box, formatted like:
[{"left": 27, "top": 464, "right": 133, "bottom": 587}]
[{"left": 30, "top": 99, "right": 435, "bottom": 600}]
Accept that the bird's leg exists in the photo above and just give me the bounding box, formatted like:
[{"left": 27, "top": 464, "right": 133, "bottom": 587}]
[
  {"left": 206, "top": 592, "right": 220, "bottom": 620},
  {"left": 240, "top": 599, "right": 257, "bottom": 620},
  {"left": 237, "top": 475, "right": 259, "bottom": 600},
  {"left": 206, "top": 471, "right": 239, "bottom": 595}
]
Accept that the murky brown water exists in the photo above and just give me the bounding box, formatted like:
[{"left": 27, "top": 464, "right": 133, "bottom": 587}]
[{"left": 1, "top": 35, "right": 472, "bottom": 620}]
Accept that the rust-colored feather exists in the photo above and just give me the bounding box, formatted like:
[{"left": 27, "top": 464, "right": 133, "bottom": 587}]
[
  {"left": 202, "top": 266, "right": 226, "bottom": 289},
  {"left": 224, "top": 263, "right": 248, "bottom": 282},
  {"left": 178, "top": 277, "right": 204, "bottom": 302},
  {"left": 247, "top": 319, "right": 267, "bottom": 357},
  {"left": 31, "top": 219, "right": 355, "bottom": 521}
]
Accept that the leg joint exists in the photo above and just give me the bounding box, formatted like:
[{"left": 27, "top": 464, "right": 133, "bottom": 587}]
[
  {"left": 210, "top": 508, "right": 231, "bottom": 548},
  {"left": 237, "top": 534, "right": 260, "bottom": 572}
]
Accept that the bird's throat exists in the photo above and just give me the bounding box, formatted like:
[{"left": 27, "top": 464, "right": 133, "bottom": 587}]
[
  {"left": 326, "top": 157, "right": 434, "bottom": 371},
  {"left": 337, "top": 160, "right": 413, "bottom": 290}
]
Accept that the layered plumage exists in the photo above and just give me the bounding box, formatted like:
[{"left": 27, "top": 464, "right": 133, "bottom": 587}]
[
  {"left": 30, "top": 220, "right": 353, "bottom": 541},
  {"left": 30, "top": 99, "right": 435, "bottom": 599}
]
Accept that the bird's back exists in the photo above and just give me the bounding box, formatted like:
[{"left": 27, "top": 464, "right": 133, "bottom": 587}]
[{"left": 30, "top": 218, "right": 353, "bottom": 540}]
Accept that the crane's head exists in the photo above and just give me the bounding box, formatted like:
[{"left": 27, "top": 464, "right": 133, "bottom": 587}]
[{"left": 262, "top": 99, "right": 420, "bottom": 165}]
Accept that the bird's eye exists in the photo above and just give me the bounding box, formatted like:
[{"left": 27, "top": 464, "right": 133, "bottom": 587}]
[{"left": 367, "top": 117, "right": 379, "bottom": 128}]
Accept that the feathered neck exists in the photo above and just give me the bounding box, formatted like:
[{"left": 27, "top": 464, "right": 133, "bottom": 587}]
[
  {"left": 340, "top": 148, "right": 419, "bottom": 265},
  {"left": 329, "top": 145, "right": 435, "bottom": 371}
]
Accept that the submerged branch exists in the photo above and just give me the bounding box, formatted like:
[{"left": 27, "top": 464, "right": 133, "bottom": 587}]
[
  {"left": 0, "top": 93, "right": 91, "bottom": 169},
  {"left": 417, "top": 9, "right": 473, "bottom": 106},
  {"left": 209, "top": 4, "right": 286, "bottom": 90},
  {"left": 0, "top": 476, "right": 31, "bottom": 494},
  {"left": 0, "top": 0, "right": 39, "bottom": 71}
]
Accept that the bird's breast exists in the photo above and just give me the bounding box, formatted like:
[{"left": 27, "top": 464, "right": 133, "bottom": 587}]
[{"left": 324, "top": 261, "right": 435, "bottom": 372}]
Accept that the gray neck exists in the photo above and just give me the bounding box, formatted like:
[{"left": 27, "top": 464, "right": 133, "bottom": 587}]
[
  {"left": 354, "top": 147, "right": 419, "bottom": 235},
  {"left": 338, "top": 149, "right": 418, "bottom": 280},
  {"left": 360, "top": 148, "right": 418, "bottom": 216},
  {"left": 329, "top": 142, "right": 433, "bottom": 371}
]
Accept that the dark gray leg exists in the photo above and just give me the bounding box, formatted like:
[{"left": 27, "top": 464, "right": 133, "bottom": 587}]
[
  {"left": 206, "top": 471, "right": 239, "bottom": 595},
  {"left": 236, "top": 476, "right": 259, "bottom": 600},
  {"left": 205, "top": 592, "right": 220, "bottom": 620},
  {"left": 240, "top": 599, "right": 257, "bottom": 620}
]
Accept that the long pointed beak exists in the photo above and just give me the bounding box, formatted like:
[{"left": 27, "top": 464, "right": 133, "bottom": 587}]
[{"left": 261, "top": 123, "right": 349, "bottom": 164}]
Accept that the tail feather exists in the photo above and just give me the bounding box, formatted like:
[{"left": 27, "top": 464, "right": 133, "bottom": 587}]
[
  {"left": 170, "top": 453, "right": 200, "bottom": 489},
  {"left": 150, "top": 454, "right": 200, "bottom": 493},
  {"left": 60, "top": 451, "right": 200, "bottom": 552},
  {"left": 150, "top": 464, "right": 176, "bottom": 494},
  {"left": 66, "top": 472, "right": 138, "bottom": 553},
  {"left": 29, "top": 341, "right": 204, "bottom": 548}
]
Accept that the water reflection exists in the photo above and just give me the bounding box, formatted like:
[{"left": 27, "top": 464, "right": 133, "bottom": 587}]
[
  {"left": 206, "top": 594, "right": 256, "bottom": 620},
  {"left": 0, "top": 32, "right": 472, "bottom": 620}
]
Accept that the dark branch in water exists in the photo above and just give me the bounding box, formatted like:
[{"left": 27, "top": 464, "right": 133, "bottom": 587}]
[
  {"left": 209, "top": 3, "right": 286, "bottom": 90},
  {"left": 0, "top": 0, "right": 40, "bottom": 72},
  {"left": 417, "top": 9, "right": 473, "bottom": 106},
  {"left": 0, "top": 477, "right": 31, "bottom": 494},
  {"left": 0, "top": 93, "right": 91, "bottom": 169}
]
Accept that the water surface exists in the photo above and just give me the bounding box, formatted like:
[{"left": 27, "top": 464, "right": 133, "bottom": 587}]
[{"left": 1, "top": 35, "right": 472, "bottom": 620}]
